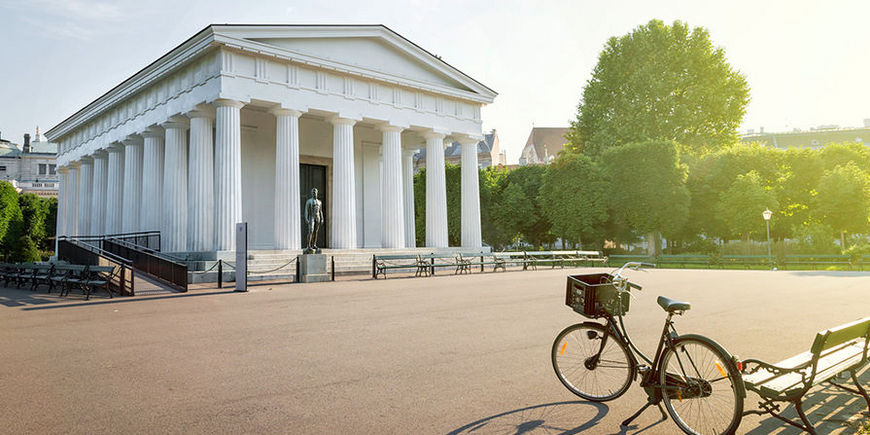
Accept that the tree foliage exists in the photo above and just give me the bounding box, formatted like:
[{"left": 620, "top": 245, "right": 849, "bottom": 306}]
[
  {"left": 539, "top": 153, "right": 608, "bottom": 247},
  {"left": 601, "top": 140, "right": 690, "bottom": 254},
  {"left": 714, "top": 171, "right": 778, "bottom": 241},
  {"left": 813, "top": 162, "right": 870, "bottom": 245},
  {"left": 568, "top": 19, "right": 749, "bottom": 156}
]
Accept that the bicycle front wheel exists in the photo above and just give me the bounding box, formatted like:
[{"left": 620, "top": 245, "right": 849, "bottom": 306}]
[
  {"left": 551, "top": 323, "right": 634, "bottom": 402},
  {"left": 659, "top": 335, "right": 743, "bottom": 435}
]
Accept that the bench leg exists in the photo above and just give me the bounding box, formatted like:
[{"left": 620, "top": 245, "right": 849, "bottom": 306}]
[
  {"left": 853, "top": 370, "right": 870, "bottom": 413},
  {"left": 794, "top": 401, "right": 817, "bottom": 435}
]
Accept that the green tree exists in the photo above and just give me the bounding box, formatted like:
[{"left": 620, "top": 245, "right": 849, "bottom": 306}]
[
  {"left": 568, "top": 19, "right": 749, "bottom": 156},
  {"left": 602, "top": 140, "right": 690, "bottom": 256},
  {"left": 499, "top": 165, "right": 552, "bottom": 248},
  {"left": 0, "top": 181, "right": 25, "bottom": 260},
  {"left": 813, "top": 162, "right": 870, "bottom": 249},
  {"left": 714, "top": 171, "right": 778, "bottom": 242},
  {"left": 19, "top": 193, "right": 49, "bottom": 245},
  {"left": 479, "top": 167, "right": 511, "bottom": 249},
  {"left": 539, "top": 153, "right": 608, "bottom": 248}
]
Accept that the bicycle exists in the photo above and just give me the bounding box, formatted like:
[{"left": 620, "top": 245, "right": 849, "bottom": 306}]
[{"left": 551, "top": 262, "right": 746, "bottom": 435}]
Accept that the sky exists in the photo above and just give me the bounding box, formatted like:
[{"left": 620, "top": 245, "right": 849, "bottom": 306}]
[{"left": 1, "top": 0, "right": 869, "bottom": 163}]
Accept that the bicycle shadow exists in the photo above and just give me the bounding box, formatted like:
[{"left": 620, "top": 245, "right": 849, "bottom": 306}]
[
  {"left": 446, "top": 400, "right": 611, "bottom": 434},
  {"left": 743, "top": 366, "right": 870, "bottom": 434}
]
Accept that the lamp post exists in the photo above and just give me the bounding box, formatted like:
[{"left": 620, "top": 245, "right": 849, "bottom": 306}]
[{"left": 762, "top": 208, "right": 773, "bottom": 268}]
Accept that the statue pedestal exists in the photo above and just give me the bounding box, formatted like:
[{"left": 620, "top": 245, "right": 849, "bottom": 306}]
[{"left": 299, "top": 254, "right": 330, "bottom": 283}]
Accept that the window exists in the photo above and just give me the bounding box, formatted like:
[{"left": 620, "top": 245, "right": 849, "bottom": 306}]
[
  {"left": 49, "top": 164, "right": 56, "bottom": 175},
  {"left": 0, "top": 166, "right": 6, "bottom": 172},
  {"left": 39, "top": 164, "right": 47, "bottom": 175}
]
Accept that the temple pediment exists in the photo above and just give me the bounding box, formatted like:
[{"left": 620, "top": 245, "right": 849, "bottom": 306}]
[{"left": 213, "top": 25, "right": 496, "bottom": 102}]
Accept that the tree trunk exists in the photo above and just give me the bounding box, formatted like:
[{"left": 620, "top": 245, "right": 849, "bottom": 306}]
[
  {"left": 646, "top": 232, "right": 660, "bottom": 257},
  {"left": 841, "top": 230, "right": 846, "bottom": 251}
]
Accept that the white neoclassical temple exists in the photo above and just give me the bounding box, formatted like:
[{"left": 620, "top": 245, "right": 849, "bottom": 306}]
[{"left": 47, "top": 24, "right": 496, "bottom": 256}]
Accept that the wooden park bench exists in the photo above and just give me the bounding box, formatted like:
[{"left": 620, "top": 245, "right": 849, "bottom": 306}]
[
  {"left": 656, "top": 254, "right": 710, "bottom": 268},
  {"left": 417, "top": 253, "right": 463, "bottom": 276},
  {"left": 607, "top": 255, "right": 652, "bottom": 268},
  {"left": 741, "top": 316, "right": 870, "bottom": 434},
  {"left": 720, "top": 255, "right": 772, "bottom": 269},
  {"left": 372, "top": 254, "right": 424, "bottom": 279},
  {"left": 461, "top": 253, "right": 507, "bottom": 273},
  {"left": 783, "top": 254, "right": 852, "bottom": 270}
]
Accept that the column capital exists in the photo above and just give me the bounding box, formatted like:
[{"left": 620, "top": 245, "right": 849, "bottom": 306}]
[
  {"left": 213, "top": 98, "right": 245, "bottom": 109},
  {"left": 379, "top": 123, "right": 406, "bottom": 133},
  {"left": 92, "top": 149, "right": 108, "bottom": 159},
  {"left": 270, "top": 107, "right": 303, "bottom": 118},
  {"left": 329, "top": 116, "right": 358, "bottom": 127},
  {"left": 140, "top": 126, "right": 165, "bottom": 138},
  {"left": 423, "top": 131, "right": 446, "bottom": 141},
  {"left": 160, "top": 115, "right": 190, "bottom": 130},
  {"left": 107, "top": 142, "right": 125, "bottom": 153},
  {"left": 402, "top": 147, "right": 419, "bottom": 158},
  {"left": 455, "top": 134, "right": 483, "bottom": 146},
  {"left": 121, "top": 135, "right": 143, "bottom": 147},
  {"left": 79, "top": 155, "right": 94, "bottom": 164},
  {"left": 187, "top": 103, "right": 216, "bottom": 119}
]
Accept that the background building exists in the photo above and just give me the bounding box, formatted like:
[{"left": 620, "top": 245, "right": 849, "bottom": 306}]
[
  {"left": 413, "top": 128, "right": 505, "bottom": 171},
  {"left": 741, "top": 119, "right": 870, "bottom": 149},
  {"left": 0, "top": 127, "right": 59, "bottom": 197},
  {"left": 519, "top": 127, "right": 569, "bottom": 165}
]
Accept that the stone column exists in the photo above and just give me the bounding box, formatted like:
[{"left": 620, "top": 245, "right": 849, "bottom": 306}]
[
  {"left": 380, "top": 125, "right": 405, "bottom": 248},
  {"left": 273, "top": 108, "right": 302, "bottom": 250},
  {"left": 424, "top": 133, "right": 448, "bottom": 247},
  {"left": 90, "top": 151, "right": 108, "bottom": 236},
  {"left": 105, "top": 145, "right": 125, "bottom": 234},
  {"left": 161, "top": 118, "right": 189, "bottom": 252},
  {"left": 66, "top": 164, "right": 80, "bottom": 237},
  {"left": 141, "top": 127, "right": 165, "bottom": 233},
  {"left": 402, "top": 148, "right": 417, "bottom": 248},
  {"left": 188, "top": 109, "right": 215, "bottom": 252},
  {"left": 121, "top": 136, "right": 144, "bottom": 233},
  {"left": 460, "top": 137, "right": 483, "bottom": 248},
  {"left": 214, "top": 99, "right": 244, "bottom": 251},
  {"left": 330, "top": 117, "right": 357, "bottom": 249},
  {"left": 57, "top": 168, "right": 67, "bottom": 238},
  {"left": 77, "top": 157, "right": 93, "bottom": 236}
]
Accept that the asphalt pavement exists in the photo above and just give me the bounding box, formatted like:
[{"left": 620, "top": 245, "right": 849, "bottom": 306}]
[{"left": 1, "top": 267, "right": 869, "bottom": 434}]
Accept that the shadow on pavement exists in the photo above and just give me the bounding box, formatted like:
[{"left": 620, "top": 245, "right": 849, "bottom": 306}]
[
  {"left": 446, "top": 400, "right": 610, "bottom": 435},
  {"left": 743, "top": 366, "right": 870, "bottom": 434},
  {"left": 0, "top": 287, "right": 238, "bottom": 311}
]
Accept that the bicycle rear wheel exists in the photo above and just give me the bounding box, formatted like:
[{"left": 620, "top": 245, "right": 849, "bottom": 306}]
[
  {"left": 551, "top": 323, "right": 634, "bottom": 402},
  {"left": 659, "top": 335, "right": 743, "bottom": 435}
]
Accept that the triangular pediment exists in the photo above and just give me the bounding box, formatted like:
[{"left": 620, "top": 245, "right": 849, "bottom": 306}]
[
  {"left": 211, "top": 25, "right": 496, "bottom": 102},
  {"left": 252, "top": 36, "right": 470, "bottom": 91}
]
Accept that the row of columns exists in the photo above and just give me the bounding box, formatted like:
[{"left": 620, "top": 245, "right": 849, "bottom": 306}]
[{"left": 56, "top": 99, "right": 482, "bottom": 252}]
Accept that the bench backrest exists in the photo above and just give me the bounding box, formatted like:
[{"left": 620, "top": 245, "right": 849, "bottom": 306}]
[
  {"left": 374, "top": 255, "right": 418, "bottom": 260},
  {"left": 810, "top": 316, "right": 870, "bottom": 355},
  {"left": 90, "top": 266, "right": 116, "bottom": 274}
]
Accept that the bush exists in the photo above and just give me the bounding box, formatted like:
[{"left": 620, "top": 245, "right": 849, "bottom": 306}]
[{"left": 12, "top": 235, "right": 40, "bottom": 263}]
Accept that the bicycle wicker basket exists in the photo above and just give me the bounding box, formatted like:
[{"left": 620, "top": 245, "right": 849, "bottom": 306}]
[{"left": 565, "top": 273, "right": 630, "bottom": 318}]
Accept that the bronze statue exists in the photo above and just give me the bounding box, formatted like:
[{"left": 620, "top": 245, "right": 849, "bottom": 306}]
[{"left": 304, "top": 188, "right": 323, "bottom": 253}]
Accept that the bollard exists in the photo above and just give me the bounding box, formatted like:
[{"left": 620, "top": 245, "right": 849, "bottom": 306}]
[{"left": 217, "top": 260, "right": 223, "bottom": 289}]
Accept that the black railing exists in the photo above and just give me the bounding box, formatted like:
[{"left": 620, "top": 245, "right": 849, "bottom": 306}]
[
  {"left": 57, "top": 239, "right": 135, "bottom": 296},
  {"left": 103, "top": 238, "right": 187, "bottom": 292},
  {"left": 65, "top": 231, "right": 162, "bottom": 251}
]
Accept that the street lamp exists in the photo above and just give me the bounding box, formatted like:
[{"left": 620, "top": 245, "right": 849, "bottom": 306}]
[{"left": 762, "top": 208, "right": 773, "bottom": 269}]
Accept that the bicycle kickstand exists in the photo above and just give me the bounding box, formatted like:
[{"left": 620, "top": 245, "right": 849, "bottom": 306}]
[{"left": 621, "top": 397, "right": 668, "bottom": 428}]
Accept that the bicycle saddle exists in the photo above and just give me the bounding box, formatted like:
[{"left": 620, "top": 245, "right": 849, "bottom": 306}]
[{"left": 657, "top": 296, "right": 691, "bottom": 312}]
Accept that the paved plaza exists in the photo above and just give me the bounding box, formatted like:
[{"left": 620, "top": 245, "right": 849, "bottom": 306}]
[{"left": 1, "top": 268, "right": 869, "bottom": 434}]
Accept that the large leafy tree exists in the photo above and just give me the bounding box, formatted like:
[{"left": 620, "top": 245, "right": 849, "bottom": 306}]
[
  {"left": 715, "top": 171, "right": 778, "bottom": 242},
  {"left": 499, "top": 165, "right": 553, "bottom": 248},
  {"left": 602, "top": 140, "right": 690, "bottom": 255},
  {"left": 813, "top": 162, "right": 870, "bottom": 249},
  {"left": 539, "top": 153, "right": 608, "bottom": 248},
  {"left": 568, "top": 19, "right": 749, "bottom": 156}
]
